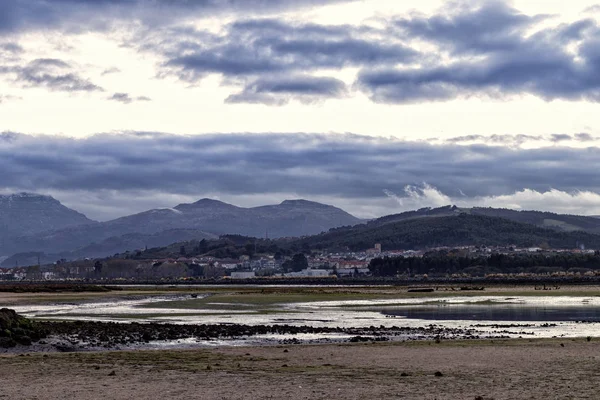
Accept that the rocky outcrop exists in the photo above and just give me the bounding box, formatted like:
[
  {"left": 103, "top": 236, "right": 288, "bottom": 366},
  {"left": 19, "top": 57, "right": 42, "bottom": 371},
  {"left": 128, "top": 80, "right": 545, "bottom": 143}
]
[{"left": 0, "top": 308, "right": 47, "bottom": 348}]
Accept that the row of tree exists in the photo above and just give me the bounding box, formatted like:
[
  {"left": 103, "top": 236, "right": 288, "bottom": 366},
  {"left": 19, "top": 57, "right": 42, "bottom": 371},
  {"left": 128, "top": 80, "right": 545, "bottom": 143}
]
[{"left": 369, "top": 251, "right": 600, "bottom": 277}]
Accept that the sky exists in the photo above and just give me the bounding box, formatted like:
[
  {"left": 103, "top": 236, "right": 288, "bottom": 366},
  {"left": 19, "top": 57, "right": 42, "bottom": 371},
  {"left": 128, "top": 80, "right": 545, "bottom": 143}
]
[{"left": 2, "top": 0, "right": 600, "bottom": 220}]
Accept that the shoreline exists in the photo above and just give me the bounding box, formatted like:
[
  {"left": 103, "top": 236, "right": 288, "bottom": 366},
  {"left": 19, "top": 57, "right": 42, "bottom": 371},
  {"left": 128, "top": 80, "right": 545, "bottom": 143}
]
[{"left": 1, "top": 338, "right": 598, "bottom": 399}]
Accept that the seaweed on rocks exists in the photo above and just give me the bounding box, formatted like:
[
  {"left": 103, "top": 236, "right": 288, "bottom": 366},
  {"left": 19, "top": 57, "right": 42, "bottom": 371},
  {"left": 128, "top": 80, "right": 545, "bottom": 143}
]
[{"left": 0, "top": 308, "right": 47, "bottom": 348}]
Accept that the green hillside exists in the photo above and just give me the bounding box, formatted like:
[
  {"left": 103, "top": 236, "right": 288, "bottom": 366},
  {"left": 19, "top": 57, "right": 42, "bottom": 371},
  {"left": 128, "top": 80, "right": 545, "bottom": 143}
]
[{"left": 296, "top": 214, "right": 600, "bottom": 251}]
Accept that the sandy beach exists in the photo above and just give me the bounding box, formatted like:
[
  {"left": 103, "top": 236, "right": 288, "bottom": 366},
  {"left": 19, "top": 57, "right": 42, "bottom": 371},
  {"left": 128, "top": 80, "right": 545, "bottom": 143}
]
[{"left": 1, "top": 339, "right": 598, "bottom": 400}]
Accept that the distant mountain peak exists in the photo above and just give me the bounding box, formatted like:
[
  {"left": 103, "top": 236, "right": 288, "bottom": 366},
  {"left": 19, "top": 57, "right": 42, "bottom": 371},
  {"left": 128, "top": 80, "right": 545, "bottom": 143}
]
[
  {"left": 0, "top": 192, "right": 55, "bottom": 201},
  {"left": 173, "top": 198, "right": 237, "bottom": 211},
  {"left": 280, "top": 199, "right": 329, "bottom": 207},
  {"left": 0, "top": 192, "right": 94, "bottom": 255},
  {"left": 193, "top": 198, "right": 230, "bottom": 206}
]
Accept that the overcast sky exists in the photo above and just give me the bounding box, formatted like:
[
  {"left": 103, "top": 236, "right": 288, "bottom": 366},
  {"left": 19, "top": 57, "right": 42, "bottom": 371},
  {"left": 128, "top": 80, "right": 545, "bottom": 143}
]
[{"left": 2, "top": 0, "right": 600, "bottom": 220}]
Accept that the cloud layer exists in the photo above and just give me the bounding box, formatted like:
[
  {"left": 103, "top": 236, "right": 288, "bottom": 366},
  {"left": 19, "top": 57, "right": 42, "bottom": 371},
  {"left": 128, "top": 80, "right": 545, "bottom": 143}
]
[
  {"left": 3, "top": 1, "right": 600, "bottom": 106},
  {"left": 0, "top": 0, "right": 352, "bottom": 33},
  {"left": 134, "top": 1, "right": 600, "bottom": 105},
  {"left": 2, "top": 131, "right": 600, "bottom": 220},
  {"left": 359, "top": 2, "right": 600, "bottom": 103}
]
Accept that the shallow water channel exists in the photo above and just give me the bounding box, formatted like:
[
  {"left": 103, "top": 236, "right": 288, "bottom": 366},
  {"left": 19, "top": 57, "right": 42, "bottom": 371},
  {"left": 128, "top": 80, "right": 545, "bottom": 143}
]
[{"left": 11, "top": 293, "right": 600, "bottom": 344}]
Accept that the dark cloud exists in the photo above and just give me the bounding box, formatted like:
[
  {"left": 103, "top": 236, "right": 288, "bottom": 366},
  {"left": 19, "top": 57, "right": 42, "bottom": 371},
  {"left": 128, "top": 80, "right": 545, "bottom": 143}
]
[
  {"left": 108, "top": 92, "right": 151, "bottom": 104},
  {"left": 392, "top": 2, "right": 546, "bottom": 55},
  {"left": 359, "top": 2, "right": 600, "bottom": 103},
  {"left": 152, "top": 18, "right": 415, "bottom": 104},
  {"left": 0, "top": 0, "right": 354, "bottom": 33},
  {"left": 0, "top": 58, "right": 103, "bottom": 92},
  {"left": 142, "top": 2, "right": 600, "bottom": 105},
  {"left": 2, "top": 131, "right": 600, "bottom": 208},
  {"left": 162, "top": 19, "right": 416, "bottom": 77},
  {"left": 225, "top": 75, "right": 348, "bottom": 105},
  {"left": 3, "top": 1, "right": 600, "bottom": 105}
]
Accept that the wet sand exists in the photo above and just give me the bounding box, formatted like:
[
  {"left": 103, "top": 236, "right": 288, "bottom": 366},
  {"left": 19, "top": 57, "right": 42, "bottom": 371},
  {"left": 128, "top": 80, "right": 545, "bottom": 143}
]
[{"left": 1, "top": 338, "right": 598, "bottom": 399}]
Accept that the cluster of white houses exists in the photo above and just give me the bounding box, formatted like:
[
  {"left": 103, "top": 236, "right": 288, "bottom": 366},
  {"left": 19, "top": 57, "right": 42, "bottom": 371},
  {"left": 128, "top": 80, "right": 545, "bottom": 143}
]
[{"left": 3, "top": 242, "right": 596, "bottom": 281}]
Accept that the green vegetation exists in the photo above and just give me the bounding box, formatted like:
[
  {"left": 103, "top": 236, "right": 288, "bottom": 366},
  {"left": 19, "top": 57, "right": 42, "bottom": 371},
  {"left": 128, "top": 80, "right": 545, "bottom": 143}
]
[
  {"left": 369, "top": 250, "right": 600, "bottom": 277},
  {"left": 142, "top": 289, "right": 401, "bottom": 310},
  {"left": 0, "top": 308, "right": 47, "bottom": 347},
  {"left": 300, "top": 214, "right": 600, "bottom": 251}
]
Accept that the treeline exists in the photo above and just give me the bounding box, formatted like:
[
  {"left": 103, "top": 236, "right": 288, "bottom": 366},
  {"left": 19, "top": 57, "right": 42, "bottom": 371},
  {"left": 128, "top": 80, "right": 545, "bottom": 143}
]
[
  {"left": 369, "top": 251, "right": 600, "bottom": 277},
  {"left": 126, "top": 235, "right": 300, "bottom": 260},
  {"left": 301, "top": 214, "right": 600, "bottom": 251}
]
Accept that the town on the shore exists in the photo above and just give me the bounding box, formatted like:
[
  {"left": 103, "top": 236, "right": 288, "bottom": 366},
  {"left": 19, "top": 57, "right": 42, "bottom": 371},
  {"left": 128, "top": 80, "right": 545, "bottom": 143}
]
[{"left": 1, "top": 242, "right": 599, "bottom": 281}]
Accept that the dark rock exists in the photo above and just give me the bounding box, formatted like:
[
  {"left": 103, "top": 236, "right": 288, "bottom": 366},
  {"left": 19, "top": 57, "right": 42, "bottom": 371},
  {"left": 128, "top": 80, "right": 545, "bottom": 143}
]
[{"left": 0, "top": 308, "right": 47, "bottom": 348}]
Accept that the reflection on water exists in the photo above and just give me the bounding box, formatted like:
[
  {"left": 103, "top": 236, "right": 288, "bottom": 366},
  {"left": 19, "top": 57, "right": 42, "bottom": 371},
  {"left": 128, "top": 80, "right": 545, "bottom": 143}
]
[{"left": 382, "top": 305, "right": 600, "bottom": 322}]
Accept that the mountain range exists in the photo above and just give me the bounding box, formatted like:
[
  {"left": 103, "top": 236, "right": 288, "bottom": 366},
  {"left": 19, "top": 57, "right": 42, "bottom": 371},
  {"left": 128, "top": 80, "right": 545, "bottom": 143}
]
[
  {"left": 120, "top": 207, "right": 600, "bottom": 262},
  {"left": 0, "top": 193, "right": 94, "bottom": 240},
  {"left": 3, "top": 194, "right": 600, "bottom": 266},
  {"left": 0, "top": 194, "right": 361, "bottom": 262}
]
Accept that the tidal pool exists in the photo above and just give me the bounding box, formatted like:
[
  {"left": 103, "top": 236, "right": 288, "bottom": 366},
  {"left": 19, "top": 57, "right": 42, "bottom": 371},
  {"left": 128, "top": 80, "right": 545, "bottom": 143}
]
[{"left": 382, "top": 305, "right": 600, "bottom": 322}]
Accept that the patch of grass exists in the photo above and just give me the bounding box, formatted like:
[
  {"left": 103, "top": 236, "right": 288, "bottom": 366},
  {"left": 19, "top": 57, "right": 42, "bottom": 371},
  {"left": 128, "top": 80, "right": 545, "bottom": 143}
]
[{"left": 140, "top": 291, "right": 402, "bottom": 310}]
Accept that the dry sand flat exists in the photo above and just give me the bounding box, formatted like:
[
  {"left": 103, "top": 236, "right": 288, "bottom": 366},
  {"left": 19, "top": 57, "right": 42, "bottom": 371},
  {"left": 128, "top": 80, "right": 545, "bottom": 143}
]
[{"left": 1, "top": 339, "right": 599, "bottom": 400}]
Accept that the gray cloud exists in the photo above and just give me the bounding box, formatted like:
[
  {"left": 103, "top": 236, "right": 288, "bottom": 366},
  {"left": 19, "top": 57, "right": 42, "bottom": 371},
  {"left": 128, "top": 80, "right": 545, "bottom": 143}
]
[
  {"left": 0, "top": 42, "right": 23, "bottom": 64},
  {"left": 149, "top": 18, "right": 416, "bottom": 104},
  {"left": 108, "top": 92, "right": 151, "bottom": 104},
  {"left": 0, "top": 42, "right": 23, "bottom": 54},
  {"left": 225, "top": 75, "right": 348, "bottom": 105},
  {"left": 101, "top": 67, "right": 121, "bottom": 76},
  {"left": 161, "top": 20, "right": 416, "bottom": 76},
  {"left": 575, "top": 133, "right": 595, "bottom": 141},
  {"left": 2, "top": 131, "right": 600, "bottom": 217},
  {"left": 4, "top": 1, "right": 600, "bottom": 106},
  {"left": 0, "top": 0, "right": 354, "bottom": 33},
  {"left": 359, "top": 2, "right": 600, "bottom": 103},
  {"left": 442, "top": 133, "right": 600, "bottom": 146},
  {"left": 392, "top": 1, "right": 547, "bottom": 55},
  {"left": 1, "top": 58, "right": 103, "bottom": 92},
  {"left": 144, "top": 2, "right": 600, "bottom": 105},
  {"left": 165, "top": 35, "right": 414, "bottom": 77}
]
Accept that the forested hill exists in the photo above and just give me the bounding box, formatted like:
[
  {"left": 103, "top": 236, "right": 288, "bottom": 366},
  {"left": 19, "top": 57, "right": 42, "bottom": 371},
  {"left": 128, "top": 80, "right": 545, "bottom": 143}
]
[
  {"left": 104, "top": 212, "right": 600, "bottom": 261},
  {"left": 364, "top": 205, "right": 600, "bottom": 234},
  {"left": 296, "top": 214, "right": 600, "bottom": 251}
]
